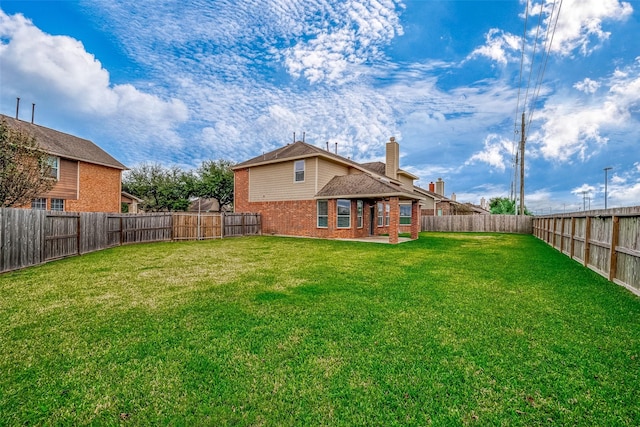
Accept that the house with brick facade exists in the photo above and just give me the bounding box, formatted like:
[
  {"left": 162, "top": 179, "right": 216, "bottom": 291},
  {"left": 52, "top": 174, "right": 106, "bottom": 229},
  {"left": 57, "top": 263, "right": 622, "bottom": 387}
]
[
  {"left": 232, "top": 137, "right": 424, "bottom": 243},
  {"left": 2, "top": 114, "right": 126, "bottom": 213}
]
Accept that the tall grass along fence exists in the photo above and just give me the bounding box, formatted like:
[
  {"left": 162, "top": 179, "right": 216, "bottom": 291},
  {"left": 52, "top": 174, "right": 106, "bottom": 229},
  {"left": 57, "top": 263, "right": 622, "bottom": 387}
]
[
  {"left": 421, "top": 214, "right": 533, "bottom": 234},
  {"left": 533, "top": 207, "right": 640, "bottom": 296},
  {"left": 0, "top": 209, "right": 261, "bottom": 273}
]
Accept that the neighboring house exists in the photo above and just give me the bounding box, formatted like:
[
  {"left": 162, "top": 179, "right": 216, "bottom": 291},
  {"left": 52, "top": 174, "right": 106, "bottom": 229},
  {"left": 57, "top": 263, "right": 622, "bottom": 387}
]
[
  {"left": 188, "top": 198, "right": 232, "bottom": 213},
  {"left": 2, "top": 114, "right": 127, "bottom": 213},
  {"left": 416, "top": 178, "right": 490, "bottom": 216},
  {"left": 233, "top": 137, "right": 424, "bottom": 243},
  {"left": 121, "top": 191, "right": 144, "bottom": 213}
]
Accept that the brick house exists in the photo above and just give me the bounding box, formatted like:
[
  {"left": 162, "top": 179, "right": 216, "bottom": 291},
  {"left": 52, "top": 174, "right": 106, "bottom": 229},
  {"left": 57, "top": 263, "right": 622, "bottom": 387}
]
[
  {"left": 2, "top": 114, "right": 126, "bottom": 213},
  {"left": 232, "top": 137, "right": 424, "bottom": 243},
  {"left": 416, "top": 179, "right": 490, "bottom": 216}
]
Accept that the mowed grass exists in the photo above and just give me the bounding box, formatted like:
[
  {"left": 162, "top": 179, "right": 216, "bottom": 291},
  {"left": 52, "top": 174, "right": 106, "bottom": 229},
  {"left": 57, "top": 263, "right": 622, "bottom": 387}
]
[{"left": 0, "top": 233, "right": 638, "bottom": 426}]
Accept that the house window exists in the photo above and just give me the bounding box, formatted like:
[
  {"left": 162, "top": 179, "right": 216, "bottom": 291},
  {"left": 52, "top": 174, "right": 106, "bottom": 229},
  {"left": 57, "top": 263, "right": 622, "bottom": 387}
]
[
  {"left": 337, "top": 199, "right": 351, "bottom": 228},
  {"left": 317, "top": 200, "right": 328, "bottom": 228},
  {"left": 437, "top": 209, "right": 443, "bottom": 216},
  {"left": 51, "top": 198, "right": 64, "bottom": 211},
  {"left": 356, "top": 200, "right": 363, "bottom": 228},
  {"left": 400, "top": 203, "right": 412, "bottom": 225},
  {"left": 294, "top": 160, "right": 305, "bottom": 182},
  {"left": 46, "top": 156, "right": 59, "bottom": 179},
  {"left": 377, "top": 202, "right": 384, "bottom": 226},
  {"left": 31, "top": 198, "right": 47, "bottom": 210},
  {"left": 385, "top": 203, "right": 390, "bottom": 226}
]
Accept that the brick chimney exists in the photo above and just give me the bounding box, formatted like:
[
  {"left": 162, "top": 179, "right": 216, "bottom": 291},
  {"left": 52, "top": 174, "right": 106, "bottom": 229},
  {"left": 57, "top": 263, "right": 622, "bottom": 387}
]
[
  {"left": 435, "top": 178, "right": 444, "bottom": 196},
  {"left": 385, "top": 137, "right": 399, "bottom": 180},
  {"left": 429, "top": 182, "right": 435, "bottom": 192}
]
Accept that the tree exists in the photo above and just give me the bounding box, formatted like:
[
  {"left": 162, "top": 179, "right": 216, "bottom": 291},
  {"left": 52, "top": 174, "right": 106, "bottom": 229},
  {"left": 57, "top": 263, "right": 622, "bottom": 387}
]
[
  {"left": 193, "top": 159, "right": 234, "bottom": 210},
  {"left": 122, "top": 163, "right": 192, "bottom": 212},
  {"left": 0, "top": 118, "right": 54, "bottom": 207},
  {"left": 489, "top": 197, "right": 531, "bottom": 215}
]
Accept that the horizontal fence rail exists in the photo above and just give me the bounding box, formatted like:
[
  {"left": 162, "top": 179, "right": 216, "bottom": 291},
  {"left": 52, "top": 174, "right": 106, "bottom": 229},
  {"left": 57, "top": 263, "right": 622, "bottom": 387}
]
[
  {"left": 533, "top": 207, "right": 640, "bottom": 296},
  {"left": 0, "top": 209, "right": 261, "bottom": 273},
  {"left": 421, "top": 215, "right": 533, "bottom": 234}
]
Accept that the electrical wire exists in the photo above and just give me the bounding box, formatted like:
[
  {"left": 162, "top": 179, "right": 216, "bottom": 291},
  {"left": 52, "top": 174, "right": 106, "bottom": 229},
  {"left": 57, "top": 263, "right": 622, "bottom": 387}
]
[
  {"left": 526, "top": 0, "right": 563, "bottom": 136},
  {"left": 511, "top": 0, "right": 530, "bottom": 201}
]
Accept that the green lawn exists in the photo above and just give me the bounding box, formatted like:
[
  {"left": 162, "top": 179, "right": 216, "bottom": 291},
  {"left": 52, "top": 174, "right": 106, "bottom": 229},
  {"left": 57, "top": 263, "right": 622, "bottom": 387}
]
[{"left": 1, "top": 233, "right": 638, "bottom": 426}]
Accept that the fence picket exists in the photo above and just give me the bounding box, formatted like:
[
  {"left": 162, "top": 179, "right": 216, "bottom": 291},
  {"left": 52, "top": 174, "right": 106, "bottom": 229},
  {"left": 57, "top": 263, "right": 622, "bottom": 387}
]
[
  {"left": 0, "top": 209, "right": 261, "bottom": 273},
  {"left": 421, "top": 215, "right": 532, "bottom": 234},
  {"left": 533, "top": 207, "right": 640, "bottom": 296}
]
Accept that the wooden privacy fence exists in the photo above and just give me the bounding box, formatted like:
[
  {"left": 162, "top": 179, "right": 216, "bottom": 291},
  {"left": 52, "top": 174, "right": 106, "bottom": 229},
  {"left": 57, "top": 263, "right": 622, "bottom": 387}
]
[
  {"left": 0, "top": 209, "right": 261, "bottom": 273},
  {"left": 421, "top": 215, "right": 533, "bottom": 234},
  {"left": 533, "top": 207, "right": 640, "bottom": 296}
]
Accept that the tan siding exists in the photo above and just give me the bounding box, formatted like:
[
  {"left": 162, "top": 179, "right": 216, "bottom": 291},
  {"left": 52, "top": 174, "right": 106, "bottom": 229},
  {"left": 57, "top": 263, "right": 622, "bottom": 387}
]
[
  {"left": 45, "top": 158, "right": 78, "bottom": 199},
  {"left": 421, "top": 199, "right": 435, "bottom": 210},
  {"left": 398, "top": 175, "right": 414, "bottom": 188},
  {"left": 249, "top": 159, "right": 318, "bottom": 201},
  {"left": 317, "top": 158, "right": 349, "bottom": 190}
]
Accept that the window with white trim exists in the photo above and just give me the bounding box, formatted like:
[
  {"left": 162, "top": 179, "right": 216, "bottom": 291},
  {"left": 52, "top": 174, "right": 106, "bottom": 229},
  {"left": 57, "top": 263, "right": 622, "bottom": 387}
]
[
  {"left": 317, "top": 200, "right": 328, "bottom": 228},
  {"left": 385, "top": 203, "right": 390, "bottom": 226},
  {"left": 294, "top": 160, "right": 305, "bottom": 182},
  {"left": 47, "top": 156, "right": 59, "bottom": 180},
  {"left": 337, "top": 199, "right": 351, "bottom": 228},
  {"left": 377, "top": 202, "right": 384, "bottom": 226},
  {"left": 31, "top": 198, "right": 46, "bottom": 210},
  {"left": 51, "top": 198, "right": 64, "bottom": 211},
  {"left": 356, "top": 200, "right": 363, "bottom": 228},
  {"left": 400, "top": 203, "right": 412, "bottom": 225}
]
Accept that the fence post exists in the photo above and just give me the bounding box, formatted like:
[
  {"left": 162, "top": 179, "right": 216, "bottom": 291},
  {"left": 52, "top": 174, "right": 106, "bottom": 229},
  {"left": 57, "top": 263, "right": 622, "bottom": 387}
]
[
  {"left": 76, "top": 214, "right": 81, "bottom": 256},
  {"left": 221, "top": 212, "right": 225, "bottom": 239},
  {"left": 608, "top": 216, "right": 619, "bottom": 282},
  {"left": 570, "top": 217, "right": 575, "bottom": 259},
  {"left": 584, "top": 216, "right": 591, "bottom": 267},
  {"left": 559, "top": 217, "right": 564, "bottom": 253}
]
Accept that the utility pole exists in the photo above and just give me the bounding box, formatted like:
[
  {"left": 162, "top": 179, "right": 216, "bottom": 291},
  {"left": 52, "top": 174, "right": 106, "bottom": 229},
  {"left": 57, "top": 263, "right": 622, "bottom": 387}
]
[
  {"left": 519, "top": 112, "right": 525, "bottom": 216},
  {"left": 581, "top": 190, "right": 589, "bottom": 211}
]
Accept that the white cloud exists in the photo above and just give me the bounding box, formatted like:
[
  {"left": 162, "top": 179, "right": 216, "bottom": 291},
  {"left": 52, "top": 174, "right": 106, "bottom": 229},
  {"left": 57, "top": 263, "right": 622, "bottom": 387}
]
[
  {"left": 0, "top": 10, "right": 188, "bottom": 155},
  {"left": 574, "top": 77, "right": 600, "bottom": 94},
  {"left": 465, "top": 134, "right": 514, "bottom": 172},
  {"left": 470, "top": 1, "right": 634, "bottom": 66},
  {"left": 282, "top": 0, "right": 404, "bottom": 83},
  {"left": 571, "top": 183, "right": 597, "bottom": 195},
  {"left": 610, "top": 181, "right": 640, "bottom": 206},
  {"left": 530, "top": 61, "right": 640, "bottom": 162},
  {"left": 467, "top": 28, "right": 521, "bottom": 65},
  {"left": 533, "top": 0, "right": 633, "bottom": 56}
]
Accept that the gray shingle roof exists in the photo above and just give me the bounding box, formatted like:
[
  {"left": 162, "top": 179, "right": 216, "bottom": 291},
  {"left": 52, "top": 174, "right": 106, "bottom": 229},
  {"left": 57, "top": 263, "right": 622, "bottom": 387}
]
[
  {"left": 232, "top": 140, "right": 383, "bottom": 176},
  {"left": 360, "top": 161, "right": 386, "bottom": 175},
  {"left": 315, "top": 174, "right": 424, "bottom": 200},
  {"left": 1, "top": 114, "right": 126, "bottom": 170}
]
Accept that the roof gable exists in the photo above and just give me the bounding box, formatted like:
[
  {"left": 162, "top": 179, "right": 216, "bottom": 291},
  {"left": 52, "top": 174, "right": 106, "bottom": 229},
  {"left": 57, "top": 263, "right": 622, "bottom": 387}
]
[
  {"left": 233, "top": 141, "right": 324, "bottom": 169},
  {"left": 1, "top": 114, "right": 126, "bottom": 170}
]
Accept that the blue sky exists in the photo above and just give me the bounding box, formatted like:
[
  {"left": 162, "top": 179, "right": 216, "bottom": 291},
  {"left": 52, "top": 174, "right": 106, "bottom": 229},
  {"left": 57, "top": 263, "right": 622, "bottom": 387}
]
[{"left": 1, "top": 0, "right": 639, "bottom": 213}]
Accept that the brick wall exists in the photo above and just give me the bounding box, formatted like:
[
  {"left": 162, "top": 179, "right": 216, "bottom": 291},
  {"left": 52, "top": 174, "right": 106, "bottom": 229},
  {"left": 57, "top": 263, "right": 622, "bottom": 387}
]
[
  {"left": 66, "top": 162, "right": 122, "bottom": 213},
  {"left": 235, "top": 168, "right": 419, "bottom": 240}
]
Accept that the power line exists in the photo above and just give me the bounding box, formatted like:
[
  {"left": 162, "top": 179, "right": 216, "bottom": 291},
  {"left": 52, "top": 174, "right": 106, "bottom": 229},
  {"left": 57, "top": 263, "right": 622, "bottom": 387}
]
[
  {"left": 526, "top": 0, "right": 563, "bottom": 134},
  {"left": 511, "top": 0, "right": 530, "bottom": 201},
  {"left": 522, "top": 2, "right": 545, "bottom": 113}
]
